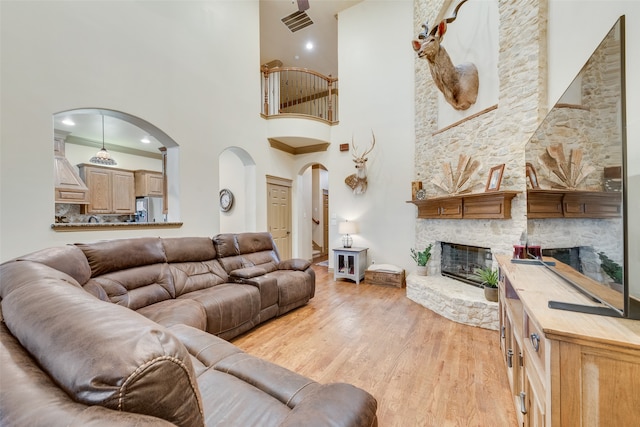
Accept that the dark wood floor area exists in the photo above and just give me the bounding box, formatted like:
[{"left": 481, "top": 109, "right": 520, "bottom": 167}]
[{"left": 232, "top": 265, "right": 518, "bottom": 427}]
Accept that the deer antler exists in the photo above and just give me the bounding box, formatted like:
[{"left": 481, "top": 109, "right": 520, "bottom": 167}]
[
  {"left": 351, "top": 131, "right": 376, "bottom": 160},
  {"left": 419, "top": 0, "right": 469, "bottom": 39}
]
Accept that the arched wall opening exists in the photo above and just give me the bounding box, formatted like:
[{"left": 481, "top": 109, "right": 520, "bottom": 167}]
[
  {"left": 296, "top": 162, "right": 329, "bottom": 262},
  {"left": 219, "top": 146, "right": 257, "bottom": 232},
  {"left": 53, "top": 108, "right": 180, "bottom": 223}
]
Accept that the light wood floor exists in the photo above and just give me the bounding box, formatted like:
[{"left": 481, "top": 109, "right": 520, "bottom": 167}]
[{"left": 232, "top": 265, "right": 518, "bottom": 427}]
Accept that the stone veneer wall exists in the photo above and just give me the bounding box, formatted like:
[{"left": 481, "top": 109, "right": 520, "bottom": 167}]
[
  {"left": 525, "top": 23, "right": 624, "bottom": 268},
  {"left": 413, "top": 0, "right": 548, "bottom": 270}
]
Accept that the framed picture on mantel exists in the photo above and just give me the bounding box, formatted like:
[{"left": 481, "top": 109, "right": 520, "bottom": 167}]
[{"left": 485, "top": 164, "right": 505, "bottom": 192}]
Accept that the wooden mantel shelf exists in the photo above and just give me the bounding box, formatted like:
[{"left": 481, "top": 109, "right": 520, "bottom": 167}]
[
  {"left": 527, "top": 189, "right": 621, "bottom": 219},
  {"left": 407, "top": 191, "right": 520, "bottom": 219}
]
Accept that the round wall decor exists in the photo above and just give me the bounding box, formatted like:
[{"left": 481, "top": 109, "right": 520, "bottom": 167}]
[{"left": 219, "top": 189, "right": 234, "bottom": 212}]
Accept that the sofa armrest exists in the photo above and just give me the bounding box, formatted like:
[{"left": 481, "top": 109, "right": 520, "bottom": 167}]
[
  {"left": 278, "top": 259, "right": 311, "bottom": 271},
  {"left": 229, "top": 266, "right": 267, "bottom": 279},
  {"left": 279, "top": 383, "right": 378, "bottom": 427}
]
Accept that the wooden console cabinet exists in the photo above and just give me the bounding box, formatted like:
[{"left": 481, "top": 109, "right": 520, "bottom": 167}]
[
  {"left": 497, "top": 255, "right": 640, "bottom": 426},
  {"left": 408, "top": 191, "right": 519, "bottom": 219}
]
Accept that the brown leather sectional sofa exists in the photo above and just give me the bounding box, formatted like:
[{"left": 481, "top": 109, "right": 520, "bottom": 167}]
[{"left": 0, "top": 232, "right": 378, "bottom": 426}]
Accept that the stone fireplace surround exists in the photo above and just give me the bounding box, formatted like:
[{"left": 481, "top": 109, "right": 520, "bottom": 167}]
[{"left": 406, "top": 240, "right": 499, "bottom": 331}]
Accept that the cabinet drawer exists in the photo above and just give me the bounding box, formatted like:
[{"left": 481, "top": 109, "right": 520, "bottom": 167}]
[{"left": 525, "top": 314, "right": 545, "bottom": 371}]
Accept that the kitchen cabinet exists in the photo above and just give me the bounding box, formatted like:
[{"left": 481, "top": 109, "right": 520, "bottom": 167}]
[
  {"left": 78, "top": 164, "right": 135, "bottom": 214},
  {"left": 134, "top": 170, "right": 164, "bottom": 197},
  {"left": 497, "top": 255, "right": 640, "bottom": 426}
]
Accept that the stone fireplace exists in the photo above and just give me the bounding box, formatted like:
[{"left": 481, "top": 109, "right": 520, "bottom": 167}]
[{"left": 441, "top": 242, "right": 492, "bottom": 287}]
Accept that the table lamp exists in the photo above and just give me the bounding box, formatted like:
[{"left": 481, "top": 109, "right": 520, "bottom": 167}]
[{"left": 338, "top": 220, "right": 358, "bottom": 248}]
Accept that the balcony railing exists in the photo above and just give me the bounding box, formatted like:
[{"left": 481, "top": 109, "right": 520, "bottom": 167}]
[{"left": 261, "top": 66, "right": 338, "bottom": 124}]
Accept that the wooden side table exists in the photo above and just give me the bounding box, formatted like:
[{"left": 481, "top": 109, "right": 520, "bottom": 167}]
[{"left": 333, "top": 247, "right": 368, "bottom": 284}]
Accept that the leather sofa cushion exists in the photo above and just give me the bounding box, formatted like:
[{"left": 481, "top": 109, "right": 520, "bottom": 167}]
[
  {"left": 0, "top": 261, "right": 82, "bottom": 300},
  {"left": 279, "top": 258, "right": 312, "bottom": 271},
  {"left": 162, "top": 237, "right": 217, "bottom": 263},
  {"left": 212, "top": 233, "right": 239, "bottom": 257},
  {"left": 15, "top": 245, "right": 91, "bottom": 285},
  {"left": 230, "top": 266, "right": 268, "bottom": 279},
  {"left": 83, "top": 263, "right": 174, "bottom": 310},
  {"left": 76, "top": 237, "right": 167, "bottom": 277},
  {"left": 169, "top": 260, "right": 228, "bottom": 296},
  {"left": 2, "top": 277, "right": 204, "bottom": 427},
  {"left": 137, "top": 298, "right": 207, "bottom": 330},
  {"left": 178, "top": 283, "right": 260, "bottom": 336}
]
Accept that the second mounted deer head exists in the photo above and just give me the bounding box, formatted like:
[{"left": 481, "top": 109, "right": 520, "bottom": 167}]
[
  {"left": 412, "top": 0, "right": 479, "bottom": 111},
  {"left": 345, "top": 132, "right": 376, "bottom": 195}
]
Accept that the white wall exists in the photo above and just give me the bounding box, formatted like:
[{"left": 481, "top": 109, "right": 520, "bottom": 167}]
[
  {"left": 219, "top": 149, "right": 246, "bottom": 233},
  {"left": 0, "top": 0, "right": 286, "bottom": 261},
  {"left": 323, "top": 0, "right": 415, "bottom": 271},
  {"left": 548, "top": 0, "right": 640, "bottom": 299}
]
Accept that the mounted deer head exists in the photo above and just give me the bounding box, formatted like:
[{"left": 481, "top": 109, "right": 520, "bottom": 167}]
[
  {"left": 412, "top": 0, "right": 479, "bottom": 111},
  {"left": 345, "top": 132, "right": 376, "bottom": 195}
]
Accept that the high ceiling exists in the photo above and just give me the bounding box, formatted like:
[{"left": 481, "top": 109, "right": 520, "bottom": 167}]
[
  {"left": 260, "top": 0, "right": 361, "bottom": 76},
  {"left": 55, "top": 1, "right": 361, "bottom": 154}
]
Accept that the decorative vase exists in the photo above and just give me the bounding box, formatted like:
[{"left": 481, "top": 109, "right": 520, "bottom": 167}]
[
  {"left": 416, "top": 265, "right": 428, "bottom": 276},
  {"left": 484, "top": 286, "right": 498, "bottom": 302}
]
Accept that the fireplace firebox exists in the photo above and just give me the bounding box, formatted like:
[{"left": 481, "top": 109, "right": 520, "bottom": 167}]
[{"left": 441, "top": 242, "right": 492, "bottom": 287}]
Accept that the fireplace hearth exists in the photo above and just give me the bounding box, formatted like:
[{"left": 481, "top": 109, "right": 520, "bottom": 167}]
[{"left": 441, "top": 242, "right": 492, "bottom": 287}]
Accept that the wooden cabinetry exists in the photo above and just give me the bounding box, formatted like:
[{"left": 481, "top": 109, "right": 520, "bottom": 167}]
[
  {"left": 408, "top": 191, "right": 519, "bottom": 219},
  {"left": 497, "top": 255, "right": 640, "bottom": 426},
  {"left": 134, "top": 170, "right": 163, "bottom": 197},
  {"left": 78, "top": 164, "right": 135, "bottom": 214},
  {"left": 527, "top": 189, "right": 621, "bottom": 219}
]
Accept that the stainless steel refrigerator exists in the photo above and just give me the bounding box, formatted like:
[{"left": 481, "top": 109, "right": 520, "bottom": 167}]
[{"left": 135, "top": 197, "right": 164, "bottom": 223}]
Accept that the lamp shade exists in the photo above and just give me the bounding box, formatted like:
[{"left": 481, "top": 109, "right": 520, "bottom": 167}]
[{"left": 338, "top": 221, "right": 358, "bottom": 235}]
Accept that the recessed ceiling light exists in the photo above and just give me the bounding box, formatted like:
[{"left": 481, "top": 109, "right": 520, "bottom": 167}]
[
  {"left": 306, "top": 42, "right": 313, "bottom": 50},
  {"left": 62, "top": 118, "right": 75, "bottom": 126},
  {"left": 141, "top": 136, "right": 151, "bottom": 144}
]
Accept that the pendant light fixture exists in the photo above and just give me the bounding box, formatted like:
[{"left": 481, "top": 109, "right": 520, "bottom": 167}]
[{"left": 89, "top": 115, "right": 117, "bottom": 165}]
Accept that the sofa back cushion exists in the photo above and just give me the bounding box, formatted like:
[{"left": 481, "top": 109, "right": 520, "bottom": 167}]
[
  {"left": 162, "top": 237, "right": 229, "bottom": 296},
  {"left": 214, "top": 233, "right": 280, "bottom": 274},
  {"left": 1, "top": 264, "right": 204, "bottom": 427},
  {"left": 83, "top": 264, "right": 175, "bottom": 310},
  {"left": 236, "top": 232, "right": 280, "bottom": 272},
  {"left": 13, "top": 245, "right": 92, "bottom": 285},
  {"left": 76, "top": 237, "right": 167, "bottom": 277},
  {"left": 162, "top": 237, "right": 216, "bottom": 263}
]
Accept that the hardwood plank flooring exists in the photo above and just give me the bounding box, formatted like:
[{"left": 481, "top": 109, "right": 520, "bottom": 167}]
[{"left": 231, "top": 265, "right": 518, "bottom": 427}]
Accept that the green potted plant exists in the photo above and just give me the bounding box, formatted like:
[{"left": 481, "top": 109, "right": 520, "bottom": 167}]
[
  {"left": 411, "top": 244, "right": 433, "bottom": 276},
  {"left": 474, "top": 266, "right": 499, "bottom": 302}
]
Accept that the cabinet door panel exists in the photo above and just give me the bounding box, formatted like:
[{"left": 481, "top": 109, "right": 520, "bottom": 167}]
[
  {"left": 85, "top": 168, "right": 112, "bottom": 213},
  {"left": 112, "top": 171, "right": 135, "bottom": 214}
]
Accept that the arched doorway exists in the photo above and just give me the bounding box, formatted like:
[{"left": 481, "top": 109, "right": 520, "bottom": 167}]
[
  {"left": 218, "top": 147, "right": 256, "bottom": 232},
  {"left": 298, "top": 162, "right": 329, "bottom": 262}
]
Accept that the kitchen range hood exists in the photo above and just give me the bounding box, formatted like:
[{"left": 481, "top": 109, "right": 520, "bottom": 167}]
[{"left": 54, "top": 131, "right": 89, "bottom": 204}]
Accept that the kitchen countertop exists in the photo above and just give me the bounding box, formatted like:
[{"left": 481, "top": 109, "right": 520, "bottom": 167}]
[{"left": 51, "top": 222, "right": 183, "bottom": 231}]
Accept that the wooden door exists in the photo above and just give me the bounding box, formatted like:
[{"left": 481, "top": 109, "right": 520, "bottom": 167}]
[
  {"left": 267, "top": 178, "right": 292, "bottom": 259},
  {"left": 322, "top": 190, "right": 329, "bottom": 255}
]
